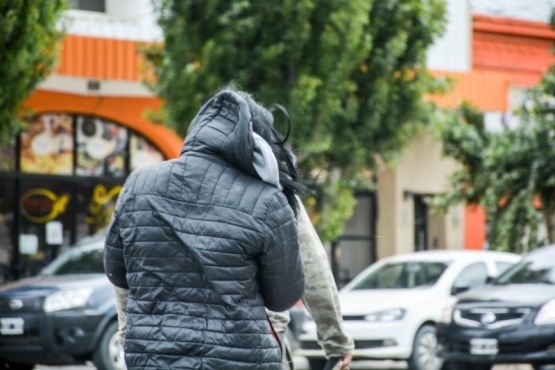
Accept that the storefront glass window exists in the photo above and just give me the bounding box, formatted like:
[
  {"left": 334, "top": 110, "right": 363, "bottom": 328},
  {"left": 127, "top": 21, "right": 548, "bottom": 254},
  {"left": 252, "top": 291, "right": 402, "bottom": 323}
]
[
  {"left": 0, "top": 180, "right": 15, "bottom": 283},
  {"left": 76, "top": 180, "right": 123, "bottom": 240},
  {"left": 19, "top": 181, "right": 72, "bottom": 276},
  {"left": 20, "top": 114, "right": 74, "bottom": 175},
  {"left": 0, "top": 138, "right": 16, "bottom": 172},
  {"left": 76, "top": 115, "right": 128, "bottom": 177},
  {"left": 130, "top": 133, "right": 164, "bottom": 171},
  {"left": 0, "top": 112, "right": 170, "bottom": 281}
]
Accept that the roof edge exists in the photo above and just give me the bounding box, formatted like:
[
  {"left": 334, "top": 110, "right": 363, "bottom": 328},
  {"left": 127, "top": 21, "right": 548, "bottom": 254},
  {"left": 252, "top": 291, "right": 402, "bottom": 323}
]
[{"left": 473, "top": 14, "right": 555, "bottom": 40}]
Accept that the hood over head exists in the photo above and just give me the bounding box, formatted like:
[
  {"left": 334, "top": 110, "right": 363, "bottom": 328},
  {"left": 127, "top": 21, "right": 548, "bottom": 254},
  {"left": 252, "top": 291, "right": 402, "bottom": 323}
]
[{"left": 181, "top": 89, "right": 281, "bottom": 189}]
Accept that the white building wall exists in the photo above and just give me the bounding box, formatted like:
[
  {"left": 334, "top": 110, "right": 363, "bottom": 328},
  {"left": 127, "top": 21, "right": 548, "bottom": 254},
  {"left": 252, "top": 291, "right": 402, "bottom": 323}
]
[
  {"left": 426, "top": 0, "right": 471, "bottom": 72},
  {"left": 65, "top": 0, "right": 162, "bottom": 41},
  {"left": 470, "top": 0, "right": 555, "bottom": 23}
]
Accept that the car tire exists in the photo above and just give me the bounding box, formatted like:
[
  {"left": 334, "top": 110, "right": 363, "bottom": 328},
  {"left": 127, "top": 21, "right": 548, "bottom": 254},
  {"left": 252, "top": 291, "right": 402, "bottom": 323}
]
[
  {"left": 307, "top": 357, "right": 328, "bottom": 370},
  {"left": 0, "top": 358, "right": 35, "bottom": 370},
  {"left": 408, "top": 324, "right": 444, "bottom": 370},
  {"left": 93, "top": 320, "right": 125, "bottom": 370},
  {"left": 444, "top": 361, "right": 491, "bottom": 370}
]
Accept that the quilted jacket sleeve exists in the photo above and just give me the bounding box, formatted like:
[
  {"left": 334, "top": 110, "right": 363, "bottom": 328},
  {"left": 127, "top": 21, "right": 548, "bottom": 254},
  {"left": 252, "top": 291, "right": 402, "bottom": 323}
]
[
  {"left": 258, "top": 193, "right": 305, "bottom": 312},
  {"left": 104, "top": 188, "right": 129, "bottom": 289}
]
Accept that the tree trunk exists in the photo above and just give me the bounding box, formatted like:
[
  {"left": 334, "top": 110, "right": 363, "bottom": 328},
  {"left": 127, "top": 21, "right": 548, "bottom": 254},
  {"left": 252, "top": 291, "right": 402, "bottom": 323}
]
[{"left": 543, "top": 208, "right": 555, "bottom": 245}]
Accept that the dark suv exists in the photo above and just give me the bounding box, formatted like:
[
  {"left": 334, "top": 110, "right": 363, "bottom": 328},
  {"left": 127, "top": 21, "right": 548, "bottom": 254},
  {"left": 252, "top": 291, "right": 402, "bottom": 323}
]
[
  {"left": 437, "top": 244, "right": 555, "bottom": 370},
  {"left": 0, "top": 233, "right": 122, "bottom": 370},
  {"left": 0, "top": 232, "right": 307, "bottom": 369}
]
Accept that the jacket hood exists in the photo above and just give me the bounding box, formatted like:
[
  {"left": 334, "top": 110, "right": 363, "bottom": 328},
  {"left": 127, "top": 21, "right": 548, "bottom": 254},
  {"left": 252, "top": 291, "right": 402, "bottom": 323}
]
[{"left": 181, "top": 90, "right": 281, "bottom": 189}]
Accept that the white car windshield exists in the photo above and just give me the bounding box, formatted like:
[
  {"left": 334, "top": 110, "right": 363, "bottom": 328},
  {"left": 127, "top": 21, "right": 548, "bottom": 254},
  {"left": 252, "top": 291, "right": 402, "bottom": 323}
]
[
  {"left": 39, "top": 244, "right": 105, "bottom": 276},
  {"left": 350, "top": 261, "right": 451, "bottom": 290},
  {"left": 494, "top": 252, "right": 555, "bottom": 285}
]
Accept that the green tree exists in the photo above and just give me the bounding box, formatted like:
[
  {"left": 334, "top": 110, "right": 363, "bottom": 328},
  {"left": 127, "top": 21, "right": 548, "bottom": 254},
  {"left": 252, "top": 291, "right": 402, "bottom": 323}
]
[
  {"left": 0, "top": 0, "right": 67, "bottom": 144},
  {"left": 145, "top": 0, "right": 447, "bottom": 241},
  {"left": 432, "top": 67, "right": 555, "bottom": 253}
]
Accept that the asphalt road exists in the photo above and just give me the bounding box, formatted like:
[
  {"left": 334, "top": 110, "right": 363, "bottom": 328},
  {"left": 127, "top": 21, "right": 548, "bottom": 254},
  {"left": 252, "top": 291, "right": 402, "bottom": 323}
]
[{"left": 35, "top": 357, "right": 535, "bottom": 370}]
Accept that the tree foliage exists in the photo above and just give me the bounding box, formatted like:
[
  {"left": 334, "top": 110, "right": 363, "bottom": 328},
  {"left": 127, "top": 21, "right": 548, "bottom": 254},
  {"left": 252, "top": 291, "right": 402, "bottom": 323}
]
[
  {"left": 0, "top": 0, "right": 66, "bottom": 144},
  {"left": 145, "top": 0, "right": 447, "bottom": 241},
  {"left": 432, "top": 67, "right": 555, "bottom": 253}
]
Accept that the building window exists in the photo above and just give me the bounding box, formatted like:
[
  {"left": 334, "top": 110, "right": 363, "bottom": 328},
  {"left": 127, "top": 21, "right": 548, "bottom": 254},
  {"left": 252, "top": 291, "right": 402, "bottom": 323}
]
[
  {"left": 19, "top": 180, "right": 73, "bottom": 277},
  {"left": 70, "top": 0, "right": 106, "bottom": 13},
  {"left": 76, "top": 115, "right": 128, "bottom": 177},
  {"left": 0, "top": 180, "right": 15, "bottom": 283},
  {"left": 76, "top": 180, "right": 122, "bottom": 239},
  {"left": 0, "top": 138, "right": 15, "bottom": 172},
  {"left": 130, "top": 132, "right": 165, "bottom": 171},
  {"left": 0, "top": 112, "right": 166, "bottom": 281},
  {"left": 5, "top": 113, "right": 165, "bottom": 177},
  {"left": 20, "top": 114, "right": 74, "bottom": 175}
]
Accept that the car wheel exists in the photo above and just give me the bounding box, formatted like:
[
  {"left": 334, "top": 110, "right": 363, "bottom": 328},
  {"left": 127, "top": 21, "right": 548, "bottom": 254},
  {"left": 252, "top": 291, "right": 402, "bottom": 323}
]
[
  {"left": 93, "top": 320, "right": 125, "bottom": 370},
  {"left": 0, "top": 358, "right": 35, "bottom": 370},
  {"left": 444, "top": 361, "right": 491, "bottom": 370},
  {"left": 408, "top": 324, "right": 444, "bottom": 370},
  {"left": 307, "top": 358, "right": 327, "bottom": 370}
]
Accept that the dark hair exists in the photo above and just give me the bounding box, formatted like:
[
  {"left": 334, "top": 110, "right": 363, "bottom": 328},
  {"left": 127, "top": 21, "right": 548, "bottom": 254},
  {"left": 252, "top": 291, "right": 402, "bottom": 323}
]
[{"left": 233, "top": 89, "right": 306, "bottom": 216}]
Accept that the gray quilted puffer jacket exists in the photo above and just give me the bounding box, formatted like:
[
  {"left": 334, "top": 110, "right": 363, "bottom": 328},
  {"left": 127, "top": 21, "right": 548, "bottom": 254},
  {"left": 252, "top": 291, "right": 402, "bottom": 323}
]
[{"left": 104, "top": 90, "right": 305, "bottom": 369}]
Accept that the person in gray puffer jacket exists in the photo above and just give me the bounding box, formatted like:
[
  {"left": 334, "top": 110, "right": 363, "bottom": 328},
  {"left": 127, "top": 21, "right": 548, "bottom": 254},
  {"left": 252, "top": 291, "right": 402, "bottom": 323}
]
[{"left": 104, "top": 88, "right": 305, "bottom": 370}]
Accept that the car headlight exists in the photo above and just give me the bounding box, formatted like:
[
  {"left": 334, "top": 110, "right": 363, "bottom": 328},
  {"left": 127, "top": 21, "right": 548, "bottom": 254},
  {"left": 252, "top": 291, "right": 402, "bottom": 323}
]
[
  {"left": 439, "top": 297, "right": 458, "bottom": 324},
  {"left": 365, "top": 308, "right": 405, "bottom": 322},
  {"left": 535, "top": 299, "right": 555, "bottom": 325},
  {"left": 44, "top": 288, "right": 93, "bottom": 312}
]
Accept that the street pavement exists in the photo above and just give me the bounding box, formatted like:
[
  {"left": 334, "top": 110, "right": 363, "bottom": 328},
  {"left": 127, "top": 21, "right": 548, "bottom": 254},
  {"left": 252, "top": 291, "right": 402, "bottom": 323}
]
[{"left": 35, "top": 357, "right": 535, "bottom": 370}]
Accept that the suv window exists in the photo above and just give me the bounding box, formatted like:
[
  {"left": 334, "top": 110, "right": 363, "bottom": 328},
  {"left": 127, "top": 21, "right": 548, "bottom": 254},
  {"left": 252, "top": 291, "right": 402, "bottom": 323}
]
[
  {"left": 40, "top": 245, "right": 104, "bottom": 276},
  {"left": 452, "top": 262, "right": 488, "bottom": 294}
]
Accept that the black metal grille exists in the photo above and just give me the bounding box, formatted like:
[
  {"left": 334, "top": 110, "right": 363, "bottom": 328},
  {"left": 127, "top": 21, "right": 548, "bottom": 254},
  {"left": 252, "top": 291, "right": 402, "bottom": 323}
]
[
  {"left": 0, "top": 297, "right": 44, "bottom": 313},
  {"left": 455, "top": 307, "right": 531, "bottom": 328},
  {"left": 354, "top": 340, "right": 393, "bottom": 349},
  {"left": 459, "top": 310, "right": 527, "bottom": 323},
  {"left": 0, "top": 328, "right": 41, "bottom": 347},
  {"left": 300, "top": 340, "right": 321, "bottom": 350},
  {"left": 301, "top": 339, "right": 393, "bottom": 350},
  {"left": 342, "top": 315, "right": 366, "bottom": 321}
]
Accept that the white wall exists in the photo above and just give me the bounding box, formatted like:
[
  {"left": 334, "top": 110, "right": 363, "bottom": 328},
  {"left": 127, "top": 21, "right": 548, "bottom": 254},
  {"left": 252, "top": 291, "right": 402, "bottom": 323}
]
[
  {"left": 377, "top": 132, "right": 465, "bottom": 258},
  {"left": 65, "top": 0, "right": 162, "bottom": 41},
  {"left": 426, "top": 0, "right": 471, "bottom": 72},
  {"left": 471, "top": 0, "right": 555, "bottom": 23}
]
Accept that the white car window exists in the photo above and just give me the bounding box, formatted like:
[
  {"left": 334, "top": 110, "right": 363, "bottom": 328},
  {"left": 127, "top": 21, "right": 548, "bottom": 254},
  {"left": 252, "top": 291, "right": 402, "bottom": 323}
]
[
  {"left": 351, "top": 261, "right": 451, "bottom": 290},
  {"left": 40, "top": 245, "right": 104, "bottom": 276},
  {"left": 452, "top": 262, "right": 488, "bottom": 293}
]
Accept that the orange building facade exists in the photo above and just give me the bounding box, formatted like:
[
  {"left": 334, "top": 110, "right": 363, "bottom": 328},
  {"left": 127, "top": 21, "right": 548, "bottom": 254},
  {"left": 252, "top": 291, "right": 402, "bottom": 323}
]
[
  {"left": 0, "top": 4, "right": 554, "bottom": 282},
  {"left": 0, "top": 24, "right": 182, "bottom": 281},
  {"left": 463, "top": 14, "right": 555, "bottom": 250}
]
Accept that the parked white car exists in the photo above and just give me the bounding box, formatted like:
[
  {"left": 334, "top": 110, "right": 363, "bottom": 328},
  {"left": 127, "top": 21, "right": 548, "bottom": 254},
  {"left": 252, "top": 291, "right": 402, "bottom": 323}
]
[{"left": 296, "top": 249, "right": 521, "bottom": 370}]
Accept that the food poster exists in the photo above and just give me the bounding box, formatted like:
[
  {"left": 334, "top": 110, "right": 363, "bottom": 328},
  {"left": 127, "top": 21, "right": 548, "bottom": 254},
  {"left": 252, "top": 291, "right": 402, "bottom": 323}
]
[
  {"left": 130, "top": 133, "right": 164, "bottom": 171},
  {"left": 76, "top": 116, "right": 128, "bottom": 177},
  {"left": 0, "top": 138, "right": 15, "bottom": 172},
  {"left": 20, "top": 114, "right": 74, "bottom": 175}
]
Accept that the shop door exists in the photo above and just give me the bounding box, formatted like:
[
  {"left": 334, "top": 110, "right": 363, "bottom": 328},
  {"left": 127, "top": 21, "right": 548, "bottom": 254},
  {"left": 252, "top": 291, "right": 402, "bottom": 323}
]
[{"left": 414, "top": 195, "right": 428, "bottom": 251}]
